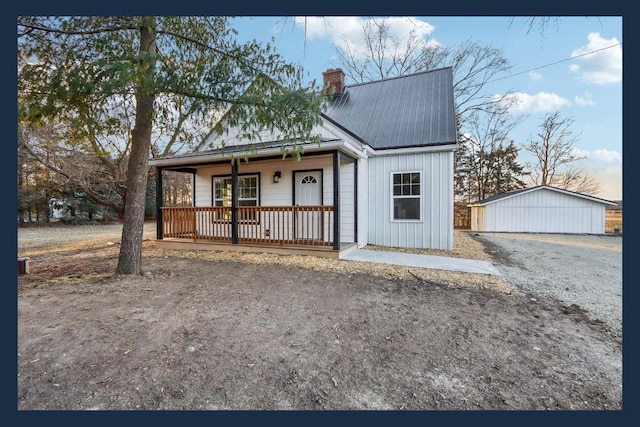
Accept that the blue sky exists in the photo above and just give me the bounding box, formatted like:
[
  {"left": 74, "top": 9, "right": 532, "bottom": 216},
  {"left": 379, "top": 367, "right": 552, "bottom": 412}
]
[{"left": 231, "top": 16, "right": 622, "bottom": 201}]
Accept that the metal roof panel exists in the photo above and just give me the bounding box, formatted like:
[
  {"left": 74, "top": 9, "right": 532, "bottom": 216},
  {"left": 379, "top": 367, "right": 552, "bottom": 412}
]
[{"left": 325, "top": 67, "right": 457, "bottom": 149}]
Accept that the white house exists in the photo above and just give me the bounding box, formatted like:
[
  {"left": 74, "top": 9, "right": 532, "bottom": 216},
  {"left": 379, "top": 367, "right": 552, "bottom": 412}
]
[
  {"left": 149, "top": 67, "right": 459, "bottom": 258},
  {"left": 468, "top": 185, "right": 617, "bottom": 234}
]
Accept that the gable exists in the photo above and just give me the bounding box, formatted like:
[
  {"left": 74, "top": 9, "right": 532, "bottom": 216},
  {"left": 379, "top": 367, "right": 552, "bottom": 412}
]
[
  {"left": 469, "top": 185, "right": 617, "bottom": 207},
  {"left": 197, "top": 121, "right": 340, "bottom": 152}
]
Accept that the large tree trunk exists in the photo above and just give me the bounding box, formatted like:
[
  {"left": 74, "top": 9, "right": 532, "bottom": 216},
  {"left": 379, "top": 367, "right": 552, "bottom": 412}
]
[{"left": 116, "top": 17, "right": 157, "bottom": 275}]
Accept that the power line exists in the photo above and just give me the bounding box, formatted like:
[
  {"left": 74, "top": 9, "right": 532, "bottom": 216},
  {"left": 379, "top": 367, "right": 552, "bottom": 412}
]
[{"left": 488, "top": 42, "right": 622, "bottom": 84}]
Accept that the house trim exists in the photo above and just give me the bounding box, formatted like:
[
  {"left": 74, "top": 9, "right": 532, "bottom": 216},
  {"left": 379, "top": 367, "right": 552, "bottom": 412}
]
[
  {"left": 321, "top": 117, "right": 459, "bottom": 160},
  {"left": 353, "top": 160, "right": 358, "bottom": 243},
  {"left": 149, "top": 140, "right": 364, "bottom": 169}
]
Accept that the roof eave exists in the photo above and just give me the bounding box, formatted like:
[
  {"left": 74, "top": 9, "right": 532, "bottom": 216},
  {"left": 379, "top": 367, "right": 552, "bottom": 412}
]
[{"left": 149, "top": 140, "right": 360, "bottom": 168}]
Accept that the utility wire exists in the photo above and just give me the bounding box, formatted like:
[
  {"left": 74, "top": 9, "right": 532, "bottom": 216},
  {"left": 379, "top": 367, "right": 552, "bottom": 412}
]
[{"left": 488, "top": 42, "right": 622, "bottom": 84}]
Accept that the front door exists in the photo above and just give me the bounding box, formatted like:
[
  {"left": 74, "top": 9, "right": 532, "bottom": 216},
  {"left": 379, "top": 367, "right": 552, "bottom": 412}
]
[{"left": 294, "top": 171, "right": 323, "bottom": 241}]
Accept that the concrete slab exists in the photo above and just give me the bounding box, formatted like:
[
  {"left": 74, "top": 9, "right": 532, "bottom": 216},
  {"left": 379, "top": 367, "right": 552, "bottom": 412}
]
[{"left": 340, "top": 249, "right": 502, "bottom": 276}]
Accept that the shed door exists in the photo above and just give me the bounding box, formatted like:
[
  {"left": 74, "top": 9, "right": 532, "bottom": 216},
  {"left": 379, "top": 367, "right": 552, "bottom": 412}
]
[{"left": 294, "top": 171, "right": 323, "bottom": 241}]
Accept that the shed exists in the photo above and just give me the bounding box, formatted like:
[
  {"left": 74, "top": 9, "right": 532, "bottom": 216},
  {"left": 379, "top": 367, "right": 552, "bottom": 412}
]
[{"left": 468, "top": 185, "right": 617, "bottom": 234}]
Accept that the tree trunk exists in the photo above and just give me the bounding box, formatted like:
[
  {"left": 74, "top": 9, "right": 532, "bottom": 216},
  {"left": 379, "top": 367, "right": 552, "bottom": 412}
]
[{"left": 116, "top": 17, "right": 157, "bottom": 275}]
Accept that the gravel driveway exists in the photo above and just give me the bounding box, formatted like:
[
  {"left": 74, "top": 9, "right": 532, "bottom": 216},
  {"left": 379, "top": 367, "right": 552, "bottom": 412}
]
[{"left": 471, "top": 232, "right": 623, "bottom": 338}]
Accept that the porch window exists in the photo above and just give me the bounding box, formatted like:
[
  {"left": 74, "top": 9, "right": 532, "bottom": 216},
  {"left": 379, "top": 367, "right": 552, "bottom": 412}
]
[
  {"left": 392, "top": 172, "right": 421, "bottom": 221},
  {"left": 213, "top": 174, "right": 259, "bottom": 222}
]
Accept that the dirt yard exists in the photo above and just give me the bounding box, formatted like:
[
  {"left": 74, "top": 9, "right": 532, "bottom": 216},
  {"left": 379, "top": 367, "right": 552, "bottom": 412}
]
[{"left": 17, "top": 224, "right": 622, "bottom": 410}]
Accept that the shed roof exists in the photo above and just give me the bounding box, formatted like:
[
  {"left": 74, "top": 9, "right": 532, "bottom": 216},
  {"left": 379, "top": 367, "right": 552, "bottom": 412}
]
[
  {"left": 323, "top": 67, "right": 457, "bottom": 150},
  {"left": 468, "top": 185, "right": 617, "bottom": 207}
]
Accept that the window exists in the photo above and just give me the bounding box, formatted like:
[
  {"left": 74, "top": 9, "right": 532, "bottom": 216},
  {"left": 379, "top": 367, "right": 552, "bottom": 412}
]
[
  {"left": 392, "top": 172, "right": 421, "bottom": 221},
  {"left": 213, "top": 174, "right": 259, "bottom": 222},
  {"left": 301, "top": 175, "right": 317, "bottom": 184}
]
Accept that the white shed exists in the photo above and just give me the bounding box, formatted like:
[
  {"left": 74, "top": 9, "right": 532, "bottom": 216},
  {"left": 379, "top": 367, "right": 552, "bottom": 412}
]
[{"left": 469, "top": 185, "right": 617, "bottom": 234}]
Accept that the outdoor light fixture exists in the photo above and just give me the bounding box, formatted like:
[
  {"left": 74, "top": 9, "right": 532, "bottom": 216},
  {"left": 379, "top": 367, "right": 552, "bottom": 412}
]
[{"left": 273, "top": 171, "right": 281, "bottom": 183}]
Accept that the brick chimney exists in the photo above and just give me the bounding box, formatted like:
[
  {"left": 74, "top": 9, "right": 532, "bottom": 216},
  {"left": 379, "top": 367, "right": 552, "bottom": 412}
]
[{"left": 322, "top": 68, "right": 345, "bottom": 97}]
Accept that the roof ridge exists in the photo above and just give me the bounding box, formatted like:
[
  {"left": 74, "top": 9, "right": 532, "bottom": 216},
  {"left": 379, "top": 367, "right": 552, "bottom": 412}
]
[{"left": 344, "top": 66, "right": 452, "bottom": 89}]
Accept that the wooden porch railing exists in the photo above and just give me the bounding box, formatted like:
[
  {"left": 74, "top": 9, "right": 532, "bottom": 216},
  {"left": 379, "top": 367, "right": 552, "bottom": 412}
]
[{"left": 160, "top": 206, "right": 334, "bottom": 247}]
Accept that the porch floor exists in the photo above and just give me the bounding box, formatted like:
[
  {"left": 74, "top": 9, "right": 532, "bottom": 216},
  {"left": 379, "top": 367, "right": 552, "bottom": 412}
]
[{"left": 153, "top": 238, "right": 358, "bottom": 260}]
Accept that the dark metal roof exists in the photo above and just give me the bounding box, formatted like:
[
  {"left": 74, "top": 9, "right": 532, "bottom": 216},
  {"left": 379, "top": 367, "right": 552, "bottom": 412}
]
[
  {"left": 324, "top": 67, "right": 457, "bottom": 150},
  {"left": 469, "top": 185, "right": 617, "bottom": 206}
]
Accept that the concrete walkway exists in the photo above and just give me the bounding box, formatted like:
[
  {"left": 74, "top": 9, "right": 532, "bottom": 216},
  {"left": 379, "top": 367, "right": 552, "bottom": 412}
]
[{"left": 340, "top": 249, "right": 502, "bottom": 276}]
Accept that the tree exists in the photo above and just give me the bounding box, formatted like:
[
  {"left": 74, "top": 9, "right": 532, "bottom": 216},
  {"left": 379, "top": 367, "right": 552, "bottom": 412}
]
[
  {"left": 524, "top": 111, "right": 599, "bottom": 195},
  {"left": 333, "top": 18, "right": 514, "bottom": 120},
  {"left": 18, "top": 16, "right": 325, "bottom": 275},
  {"left": 455, "top": 103, "right": 527, "bottom": 202},
  {"left": 486, "top": 140, "right": 528, "bottom": 196}
]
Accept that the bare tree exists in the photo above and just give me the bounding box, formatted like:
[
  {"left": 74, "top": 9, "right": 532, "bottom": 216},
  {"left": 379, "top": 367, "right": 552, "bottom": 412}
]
[
  {"left": 333, "top": 18, "right": 513, "bottom": 120},
  {"left": 554, "top": 165, "right": 601, "bottom": 195},
  {"left": 507, "top": 17, "right": 561, "bottom": 37},
  {"left": 524, "top": 111, "right": 600, "bottom": 194},
  {"left": 334, "top": 19, "right": 440, "bottom": 83},
  {"left": 455, "top": 102, "right": 527, "bottom": 202}
]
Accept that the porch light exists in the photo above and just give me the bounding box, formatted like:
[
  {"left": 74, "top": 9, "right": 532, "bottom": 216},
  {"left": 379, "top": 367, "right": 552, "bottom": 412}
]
[{"left": 273, "top": 171, "right": 281, "bottom": 183}]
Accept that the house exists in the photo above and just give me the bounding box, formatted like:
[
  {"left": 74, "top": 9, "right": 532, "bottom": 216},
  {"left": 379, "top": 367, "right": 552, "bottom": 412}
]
[
  {"left": 148, "top": 67, "right": 458, "bottom": 258},
  {"left": 468, "top": 185, "right": 617, "bottom": 234}
]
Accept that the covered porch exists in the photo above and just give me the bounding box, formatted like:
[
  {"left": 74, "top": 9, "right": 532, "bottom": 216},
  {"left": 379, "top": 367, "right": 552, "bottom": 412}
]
[{"left": 152, "top": 147, "right": 360, "bottom": 259}]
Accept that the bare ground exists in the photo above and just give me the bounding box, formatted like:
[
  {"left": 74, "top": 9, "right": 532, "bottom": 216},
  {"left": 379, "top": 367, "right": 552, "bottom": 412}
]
[{"left": 17, "top": 223, "right": 622, "bottom": 411}]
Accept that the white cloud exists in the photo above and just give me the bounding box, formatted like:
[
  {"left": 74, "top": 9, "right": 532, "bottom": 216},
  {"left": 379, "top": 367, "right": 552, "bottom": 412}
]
[
  {"left": 574, "top": 92, "right": 595, "bottom": 107},
  {"left": 570, "top": 148, "right": 621, "bottom": 163},
  {"left": 294, "top": 16, "right": 437, "bottom": 59},
  {"left": 529, "top": 70, "right": 543, "bottom": 81},
  {"left": 570, "top": 33, "right": 622, "bottom": 85},
  {"left": 592, "top": 149, "right": 622, "bottom": 162},
  {"left": 572, "top": 148, "right": 591, "bottom": 159},
  {"left": 499, "top": 91, "right": 571, "bottom": 114}
]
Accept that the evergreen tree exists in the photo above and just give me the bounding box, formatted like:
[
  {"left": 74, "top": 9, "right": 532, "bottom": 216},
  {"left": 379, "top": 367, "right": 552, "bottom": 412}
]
[{"left": 18, "top": 16, "right": 325, "bottom": 274}]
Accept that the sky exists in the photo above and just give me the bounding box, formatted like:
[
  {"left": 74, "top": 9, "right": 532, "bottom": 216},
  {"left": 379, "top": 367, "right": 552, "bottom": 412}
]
[{"left": 230, "top": 16, "right": 623, "bottom": 201}]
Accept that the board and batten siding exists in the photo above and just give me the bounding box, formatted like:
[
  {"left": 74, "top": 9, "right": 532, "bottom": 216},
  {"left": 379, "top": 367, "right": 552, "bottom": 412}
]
[
  {"left": 473, "top": 187, "right": 607, "bottom": 234},
  {"left": 367, "top": 151, "right": 454, "bottom": 250},
  {"left": 356, "top": 157, "right": 369, "bottom": 248},
  {"left": 193, "top": 156, "right": 334, "bottom": 207},
  {"left": 190, "top": 154, "right": 356, "bottom": 244},
  {"left": 339, "top": 160, "right": 355, "bottom": 243}
]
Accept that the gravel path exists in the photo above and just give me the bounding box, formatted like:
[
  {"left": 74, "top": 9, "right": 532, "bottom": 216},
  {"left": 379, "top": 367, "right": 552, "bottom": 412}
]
[{"left": 472, "top": 233, "right": 623, "bottom": 338}]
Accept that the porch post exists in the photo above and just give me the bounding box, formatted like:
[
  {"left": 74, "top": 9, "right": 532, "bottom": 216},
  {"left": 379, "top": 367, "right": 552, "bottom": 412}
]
[
  {"left": 333, "top": 151, "right": 340, "bottom": 250},
  {"left": 155, "top": 167, "right": 163, "bottom": 240},
  {"left": 231, "top": 160, "right": 239, "bottom": 244}
]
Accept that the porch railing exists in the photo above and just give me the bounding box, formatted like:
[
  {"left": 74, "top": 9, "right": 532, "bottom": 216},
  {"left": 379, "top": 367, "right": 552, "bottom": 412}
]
[{"left": 160, "top": 206, "right": 334, "bottom": 247}]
